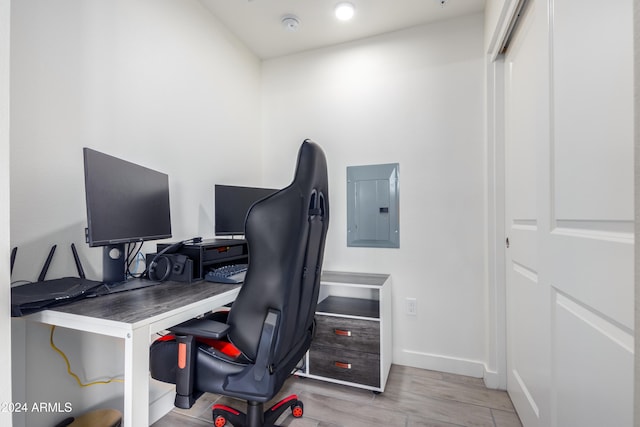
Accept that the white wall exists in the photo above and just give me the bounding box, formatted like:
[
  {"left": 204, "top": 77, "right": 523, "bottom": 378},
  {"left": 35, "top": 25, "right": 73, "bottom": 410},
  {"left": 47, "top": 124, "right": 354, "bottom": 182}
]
[
  {"left": 261, "top": 13, "right": 487, "bottom": 376},
  {"left": 10, "top": 0, "right": 262, "bottom": 282},
  {"left": 1, "top": 0, "right": 13, "bottom": 425},
  {"left": 10, "top": 1, "right": 261, "bottom": 425}
]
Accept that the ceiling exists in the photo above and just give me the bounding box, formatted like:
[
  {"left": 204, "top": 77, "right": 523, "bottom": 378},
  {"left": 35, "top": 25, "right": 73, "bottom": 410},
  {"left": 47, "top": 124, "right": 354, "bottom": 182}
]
[{"left": 200, "top": 0, "right": 486, "bottom": 59}]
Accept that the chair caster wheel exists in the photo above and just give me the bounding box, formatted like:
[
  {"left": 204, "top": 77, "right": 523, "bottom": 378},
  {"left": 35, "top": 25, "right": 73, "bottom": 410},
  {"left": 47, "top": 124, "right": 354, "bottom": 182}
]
[
  {"left": 291, "top": 402, "right": 304, "bottom": 418},
  {"left": 214, "top": 414, "right": 227, "bottom": 427}
]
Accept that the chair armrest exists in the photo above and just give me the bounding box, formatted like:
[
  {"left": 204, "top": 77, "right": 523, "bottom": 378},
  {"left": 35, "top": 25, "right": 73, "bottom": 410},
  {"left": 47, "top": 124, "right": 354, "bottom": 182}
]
[
  {"left": 169, "top": 317, "right": 229, "bottom": 409},
  {"left": 224, "top": 309, "right": 280, "bottom": 398},
  {"left": 253, "top": 309, "right": 279, "bottom": 381},
  {"left": 170, "top": 318, "right": 230, "bottom": 340}
]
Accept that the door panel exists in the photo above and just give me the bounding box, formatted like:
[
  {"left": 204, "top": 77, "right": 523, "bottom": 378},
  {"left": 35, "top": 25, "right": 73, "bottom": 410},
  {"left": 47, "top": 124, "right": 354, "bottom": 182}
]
[
  {"left": 504, "top": 1, "right": 549, "bottom": 426},
  {"left": 555, "top": 294, "right": 633, "bottom": 427},
  {"left": 507, "top": 265, "right": 547, "bottom": 423},
  {"left": 552, "top": 0, "right": 633, "bottom": 220},
  {"left": 503, "top": 0, "right": 634, "bottom": 425},
  {"left": 547, "top": 0, "right": 634, "bottom": 424},
  {"left": 547, "top": 231, "right": 633, "bottom": 328}
]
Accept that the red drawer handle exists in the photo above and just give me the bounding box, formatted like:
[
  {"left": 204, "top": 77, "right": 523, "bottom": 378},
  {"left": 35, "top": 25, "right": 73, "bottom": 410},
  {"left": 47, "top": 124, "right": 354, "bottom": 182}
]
[
  {"left": 334, "top": 361, "right": 352, "bottom": 369},
  {"left": 334, "top": 329, "right": 352, "bottom": 337}
]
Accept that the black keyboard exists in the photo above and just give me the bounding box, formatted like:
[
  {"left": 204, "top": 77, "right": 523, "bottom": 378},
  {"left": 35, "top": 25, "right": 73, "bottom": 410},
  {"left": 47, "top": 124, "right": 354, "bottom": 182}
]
[{"left": 205, "top": 264, "right": 248, "bottom": 284}]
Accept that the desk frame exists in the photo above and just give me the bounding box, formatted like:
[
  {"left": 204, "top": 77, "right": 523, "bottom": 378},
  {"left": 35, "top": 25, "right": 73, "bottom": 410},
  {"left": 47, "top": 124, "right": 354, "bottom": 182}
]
[{"left": 23, "top": 281, "right": 240, "bottom": 427}]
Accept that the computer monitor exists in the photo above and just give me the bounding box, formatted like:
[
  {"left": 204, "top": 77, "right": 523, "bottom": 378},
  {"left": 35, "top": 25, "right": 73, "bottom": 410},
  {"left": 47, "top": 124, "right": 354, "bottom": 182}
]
[
  {"left": 83, "top": 148, "right": 172, "bottom": 283},
  {"left": 214, "top": 185, "right": 277, "bottom": 236}
]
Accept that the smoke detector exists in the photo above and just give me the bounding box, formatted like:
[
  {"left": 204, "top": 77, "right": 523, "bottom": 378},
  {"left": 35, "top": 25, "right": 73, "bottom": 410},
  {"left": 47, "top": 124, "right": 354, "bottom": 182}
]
[{"left": 282, "top": 15, "right": 300, "bottom": 32}]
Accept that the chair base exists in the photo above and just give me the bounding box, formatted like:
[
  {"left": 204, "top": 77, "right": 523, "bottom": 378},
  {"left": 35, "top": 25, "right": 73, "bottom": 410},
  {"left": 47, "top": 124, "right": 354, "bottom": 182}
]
[{"left": 212, "top": 395, "right": 303, "bottom": 427}]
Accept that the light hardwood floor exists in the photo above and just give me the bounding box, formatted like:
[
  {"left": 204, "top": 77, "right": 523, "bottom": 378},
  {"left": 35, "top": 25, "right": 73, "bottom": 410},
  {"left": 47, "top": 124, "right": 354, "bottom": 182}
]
[{"left": 152, "top": 365, "right": 522, "bottom": 427}]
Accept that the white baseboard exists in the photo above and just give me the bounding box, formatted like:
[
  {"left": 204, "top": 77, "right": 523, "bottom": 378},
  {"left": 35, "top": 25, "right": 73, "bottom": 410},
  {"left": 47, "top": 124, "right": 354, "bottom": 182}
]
[
  {"left": 482, "top": 367, "right": 506, "bottom": 390},
  {"left": 394, "top": 349, "right": 485, "bottom": 378}
]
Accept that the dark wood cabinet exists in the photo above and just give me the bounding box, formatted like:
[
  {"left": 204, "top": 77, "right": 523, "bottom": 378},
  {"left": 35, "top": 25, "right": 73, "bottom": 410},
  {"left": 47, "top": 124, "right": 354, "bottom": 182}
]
[{"left": 297, "top": 271, "right": 391, "bottom": 393}]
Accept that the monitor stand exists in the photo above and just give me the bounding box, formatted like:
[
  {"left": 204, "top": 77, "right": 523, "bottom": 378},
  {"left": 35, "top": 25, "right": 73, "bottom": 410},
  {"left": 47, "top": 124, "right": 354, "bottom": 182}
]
[
  {"left": 102, "top": 244, "right": 160, "bottom": 293},
  {"left": 102, "top": 244, "right": 127, "bottom": 284}
]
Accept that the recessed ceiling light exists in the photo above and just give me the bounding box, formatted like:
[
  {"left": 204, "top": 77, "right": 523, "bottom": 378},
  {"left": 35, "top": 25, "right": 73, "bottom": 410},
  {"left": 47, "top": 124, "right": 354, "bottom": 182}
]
[{"left": 334, "top": 2, "right": 355, "bottom": 21}]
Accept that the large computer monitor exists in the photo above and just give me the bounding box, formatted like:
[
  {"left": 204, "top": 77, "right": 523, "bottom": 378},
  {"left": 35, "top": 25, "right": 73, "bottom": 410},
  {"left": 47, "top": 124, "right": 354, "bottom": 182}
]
[
  {"left": 214, "top": 185, "right": 277, "bottom": 236},
  {"left": 83, "top": 148, "right": 172, "bottom": 283}
]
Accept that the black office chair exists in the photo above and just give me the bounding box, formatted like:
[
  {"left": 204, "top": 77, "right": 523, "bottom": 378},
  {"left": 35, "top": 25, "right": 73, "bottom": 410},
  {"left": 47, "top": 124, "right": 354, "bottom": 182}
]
[{"left": 150, "top": 140, "right": 329, "bottom": 427}]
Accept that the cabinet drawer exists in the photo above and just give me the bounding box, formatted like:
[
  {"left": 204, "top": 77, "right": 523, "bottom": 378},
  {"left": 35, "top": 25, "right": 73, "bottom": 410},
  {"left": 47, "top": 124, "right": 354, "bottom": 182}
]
[
  {"left": 309, "top": 345, "right": 380, "bottom": 388},
  {"left": 313, "top": 316, "right": 380, "bottom": 354}
]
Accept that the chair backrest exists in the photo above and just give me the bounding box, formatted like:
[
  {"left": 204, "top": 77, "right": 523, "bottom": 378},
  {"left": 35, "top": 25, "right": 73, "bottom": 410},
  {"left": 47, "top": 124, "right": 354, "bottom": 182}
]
[{"left": 226, "top": 140, "right": 329, "bottom": 363}]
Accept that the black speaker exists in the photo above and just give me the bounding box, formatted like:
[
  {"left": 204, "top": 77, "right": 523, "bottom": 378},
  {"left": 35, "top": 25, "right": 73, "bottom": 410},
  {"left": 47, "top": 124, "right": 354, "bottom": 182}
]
[{"left": 146, "top": 253, "right": 193, "bottom": 283}]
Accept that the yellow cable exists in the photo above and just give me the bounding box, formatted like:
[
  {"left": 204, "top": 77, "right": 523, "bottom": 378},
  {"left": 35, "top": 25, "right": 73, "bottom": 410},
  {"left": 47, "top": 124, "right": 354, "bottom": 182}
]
[{"left": 49, "top": 325, "right": 125, "bottom": 387}]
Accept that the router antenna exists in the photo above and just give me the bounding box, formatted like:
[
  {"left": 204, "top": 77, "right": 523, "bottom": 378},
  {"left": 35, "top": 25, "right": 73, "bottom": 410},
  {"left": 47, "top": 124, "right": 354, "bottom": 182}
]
[
  {"left": 38, "top": 245, "right": 57, "bottom": 282},
  {"left": 71, "top": 243, "right": 86, "bottom": 279},
  {"left": 10, "top": 247, "right": 17, "bottom": 276}
]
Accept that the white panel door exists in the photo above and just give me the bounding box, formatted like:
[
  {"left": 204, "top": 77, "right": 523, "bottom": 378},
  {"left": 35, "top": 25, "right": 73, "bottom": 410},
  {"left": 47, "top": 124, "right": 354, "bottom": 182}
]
[
  {"left": 504, "top": 1, "right": 550, "bottom": 426},
  {"left": 548, "top": 0, "right": 633, "bottom": 425},
  {"left": 504, "top": 0, "right": 634, "bottom": 426}
]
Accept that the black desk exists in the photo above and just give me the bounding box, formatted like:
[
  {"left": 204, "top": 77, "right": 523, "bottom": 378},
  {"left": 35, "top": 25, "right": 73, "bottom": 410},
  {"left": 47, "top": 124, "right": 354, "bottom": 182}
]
[{"left": 22, "top": 280, "right": 241, "bottom": 427}]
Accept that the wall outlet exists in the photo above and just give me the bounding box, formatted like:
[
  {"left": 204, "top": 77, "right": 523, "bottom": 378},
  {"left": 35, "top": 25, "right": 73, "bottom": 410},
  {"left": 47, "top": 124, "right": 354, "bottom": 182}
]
[{"left": 406, "top": 297, "right": 417, "bottom": 315}]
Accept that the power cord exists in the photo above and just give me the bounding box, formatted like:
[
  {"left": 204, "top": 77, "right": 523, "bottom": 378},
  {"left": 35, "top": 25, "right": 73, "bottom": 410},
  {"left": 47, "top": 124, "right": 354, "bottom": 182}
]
[
  {"left": 49, "top": 326, "right": 124, "bottom": 387},
  {"left": 125, "top": 242, "right": 144, "bottom": 278}
]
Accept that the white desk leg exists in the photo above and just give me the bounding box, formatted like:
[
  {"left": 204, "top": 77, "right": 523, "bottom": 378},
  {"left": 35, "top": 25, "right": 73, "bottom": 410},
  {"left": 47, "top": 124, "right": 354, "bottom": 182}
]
[{"left": 124, "top": 325, "right": 151, "bottom": 426}]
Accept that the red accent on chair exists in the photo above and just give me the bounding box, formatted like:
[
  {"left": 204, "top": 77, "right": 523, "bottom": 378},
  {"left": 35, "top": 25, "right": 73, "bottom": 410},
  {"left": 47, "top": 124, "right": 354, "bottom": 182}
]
[{"left": 155, "top": 334, "right": 242, "bottom": 359}]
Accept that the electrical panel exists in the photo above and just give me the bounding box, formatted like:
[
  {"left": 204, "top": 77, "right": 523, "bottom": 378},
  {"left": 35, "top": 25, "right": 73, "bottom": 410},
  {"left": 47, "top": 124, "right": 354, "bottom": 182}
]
[{"left": 347, "top": 163, "right": 399, "bottom": 248}]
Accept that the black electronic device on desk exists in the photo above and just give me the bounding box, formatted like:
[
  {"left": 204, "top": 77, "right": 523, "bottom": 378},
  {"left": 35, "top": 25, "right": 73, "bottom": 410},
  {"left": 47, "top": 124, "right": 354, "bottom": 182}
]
[
  {"left": 156, "top": 238, "right": 248, "bottom": 280},
  {"left": 83, "top": 147, "right": 172, "bottom": 285},
  {"left": 205, "top": 263, "right": 247, "bottom": 284},
  {"left": 11, "top": 277, "right": 106, "bottom": 317},
  {"left": 11, "top": 244, "right": 106, "bottom": 317},
  {"left": 214, "top": 184, "right": 277, "bottom": 236},
  {"left": 145, "top": 237, "right": 202, "bottom": 283}
]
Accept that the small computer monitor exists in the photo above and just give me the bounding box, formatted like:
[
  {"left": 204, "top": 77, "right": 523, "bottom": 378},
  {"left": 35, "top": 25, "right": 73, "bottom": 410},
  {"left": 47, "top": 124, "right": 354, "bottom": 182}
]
[
  {"left": 83, "top": 148, "right": 172, "bottom": 283},
  {"left": 214, "top": 185, "right": 278, "bottom": 236}
]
